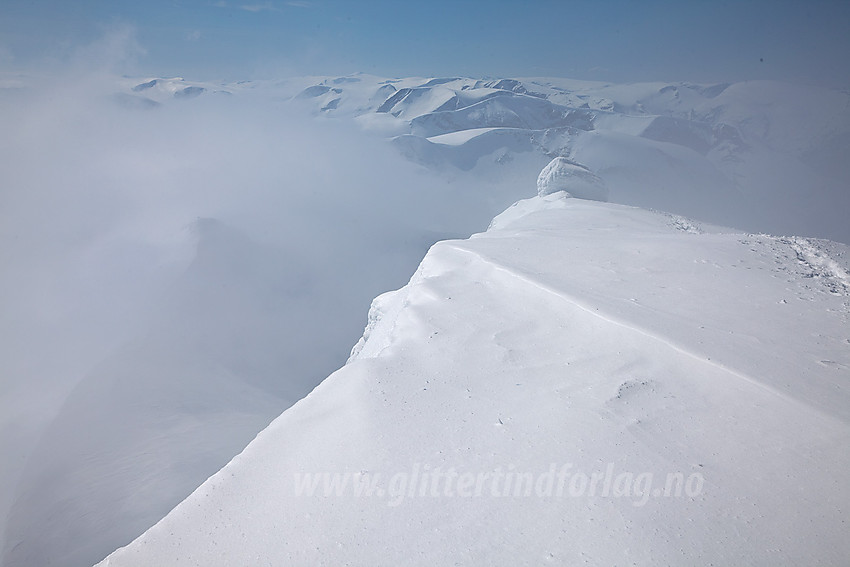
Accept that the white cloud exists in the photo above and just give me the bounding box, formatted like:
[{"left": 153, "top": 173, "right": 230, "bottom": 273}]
[
  {"left": 0, "top": 62, "right": 520, "bottom": 566},
  {"left": 70, "top": 24, "right": 145, "bottom": 73},
  {"left": 240, "top": 2, "right": 280, "bottom": 13}
]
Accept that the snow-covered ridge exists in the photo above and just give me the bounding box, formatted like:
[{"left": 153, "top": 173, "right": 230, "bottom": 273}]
[
  {"left": 4, "top": 72, "right": 849, "bottom": 567},
  {"left": 99, "top": 193, "right": 850, "bottom": 566}
]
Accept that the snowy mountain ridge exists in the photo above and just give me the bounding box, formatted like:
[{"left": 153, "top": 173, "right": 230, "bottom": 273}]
[
  {"left": 98, "top": 191, "right": 850, "bottom": 566},
  {"left": 2, "top": 72, "right": 849, "bottom": 567}
]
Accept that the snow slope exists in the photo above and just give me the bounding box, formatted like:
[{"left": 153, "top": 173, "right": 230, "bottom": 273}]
[
  {"left": 3, "top": 72, "right": 850, "bottom": 566},
  {"left": 99, "top": 192, "right": 850, "bottom": 566}
]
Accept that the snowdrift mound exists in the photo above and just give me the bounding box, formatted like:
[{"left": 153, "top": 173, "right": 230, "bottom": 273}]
[
  {"left": 99, "top": 194, "right": 850, "bottom": 566},
  {"left": 537, "top": 157, "right": 608, "bottom": 201}
]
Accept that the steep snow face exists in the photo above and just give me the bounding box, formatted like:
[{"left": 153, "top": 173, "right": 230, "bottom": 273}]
[
  {"left": 4, "top": 73, "right": 850, "bottom": 567},
  {"left": 99, "top": 194, "right": 850, "bottom": 566},
  {"left": 536, "top": 157, "right": 608, "bottom": 201}
]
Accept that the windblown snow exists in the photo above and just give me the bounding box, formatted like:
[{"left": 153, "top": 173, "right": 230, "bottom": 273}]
[
  {"left": 1, "top": 73, "right": 849, "bottom": 567},
  {"left": 99, "top": 193, "right": 850, "bottom": 566},
  {"left": 536, "top": 157, "right": 608, "bottom": 200}
]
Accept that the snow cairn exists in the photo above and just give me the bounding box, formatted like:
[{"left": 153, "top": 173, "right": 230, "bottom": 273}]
[{"left": 536, "top": 157, "right": 609, "bottom": 202}]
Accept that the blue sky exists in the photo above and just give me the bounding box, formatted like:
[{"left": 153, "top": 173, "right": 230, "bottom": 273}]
[{"left": 2, "top": 0, "right": 849, "bottom": 87}]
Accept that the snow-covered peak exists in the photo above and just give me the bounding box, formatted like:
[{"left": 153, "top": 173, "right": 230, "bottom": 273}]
[{"left": 536, "top": 157, "right": 608, "bottom": 201}]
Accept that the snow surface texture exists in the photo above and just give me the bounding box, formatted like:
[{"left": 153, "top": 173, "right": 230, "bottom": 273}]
[
  {"left": 536, "top": 157, "right": 608, "bottom": 200},
  {"left": 3, "top": 73, "right": 850, "bottom": 566},
  {"left": 101, "top": 194, "right": 850, "bottom": 566}
]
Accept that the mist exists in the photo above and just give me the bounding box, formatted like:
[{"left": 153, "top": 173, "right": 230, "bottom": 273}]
[{"left": 0, "top": 65, "right": 532, "bottom": 566}]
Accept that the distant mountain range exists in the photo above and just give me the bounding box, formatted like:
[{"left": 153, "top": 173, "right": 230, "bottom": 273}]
[{"left": 120, "top": 73, "right": 850, "bottom": 243}]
